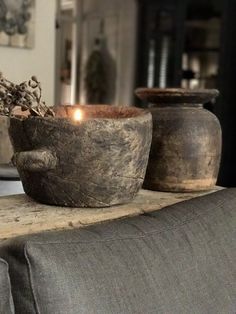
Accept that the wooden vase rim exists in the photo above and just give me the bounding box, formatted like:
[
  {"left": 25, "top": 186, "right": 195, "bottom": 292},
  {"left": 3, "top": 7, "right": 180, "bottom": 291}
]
[{"left": 135, "top": 88, "right": 219, "bottom": 105}]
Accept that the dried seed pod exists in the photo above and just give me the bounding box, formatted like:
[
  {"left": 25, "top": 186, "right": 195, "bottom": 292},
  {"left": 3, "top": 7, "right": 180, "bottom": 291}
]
[
  {"left": 28, "top": 80, "right": 38, "bottom": 88},
  {"left": 19, "top": 91, "right": 26, "bottom": 98},
  {"left": 5, "top": 96, "right": 13, "bottom": 105},
  {"left": 16, "top": 99, "right": 24, "bottom": 106},
  {"left": 31, "top": 75, "right": 38, "bottom": 82},
  {"left": 19, "top": 83, "right": 27, "bottom": 91}
]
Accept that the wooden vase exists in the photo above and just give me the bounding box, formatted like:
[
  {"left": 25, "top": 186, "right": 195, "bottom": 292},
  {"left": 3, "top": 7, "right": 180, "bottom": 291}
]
[
  {"left": 9, "top": 105, "right": 152, "bottom": 207},
  {"left": 135, "top": 88, "right": 222, "bottom": 192}
]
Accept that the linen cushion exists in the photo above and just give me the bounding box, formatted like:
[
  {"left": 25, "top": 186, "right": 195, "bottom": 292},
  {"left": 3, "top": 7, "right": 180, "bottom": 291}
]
[
  {"left": 0, "top": 188, "right": 236, "bottom": 314},
  {"left": 0, "top": 258, "right": 15, "bottom": 314}
]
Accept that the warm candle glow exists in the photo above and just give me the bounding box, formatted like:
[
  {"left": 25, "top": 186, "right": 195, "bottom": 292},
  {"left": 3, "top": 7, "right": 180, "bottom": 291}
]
[{"left": 73, "top": 109, "right": 83, "bottom": 121}]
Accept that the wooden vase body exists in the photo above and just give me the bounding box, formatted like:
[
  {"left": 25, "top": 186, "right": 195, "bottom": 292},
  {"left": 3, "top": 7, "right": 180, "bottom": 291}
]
[{"left": 136, "top": 88, "right": 222, "bottom": 192}]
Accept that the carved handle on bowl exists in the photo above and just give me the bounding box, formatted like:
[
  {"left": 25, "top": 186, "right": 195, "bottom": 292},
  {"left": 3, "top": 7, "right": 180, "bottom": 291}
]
[{"left": 12, "top": 149, "right": 57, "bottom": 172}]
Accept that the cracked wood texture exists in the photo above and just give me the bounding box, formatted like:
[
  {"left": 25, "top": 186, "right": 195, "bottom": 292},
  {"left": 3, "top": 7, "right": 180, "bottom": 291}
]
[
  {"left": 0, "top": 187, "right": 222, "bottom": 241},
  {"left": 9, "top": 105, "right": 152, "bottom": 207}
]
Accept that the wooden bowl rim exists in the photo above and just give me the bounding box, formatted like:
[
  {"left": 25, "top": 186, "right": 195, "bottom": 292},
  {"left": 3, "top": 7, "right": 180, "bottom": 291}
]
[
  {"left": 10, "top": 105, "right": 151, "bottom": 122},
  {"left": 54, "top": 104, "right": 150, "bottom": 120}
]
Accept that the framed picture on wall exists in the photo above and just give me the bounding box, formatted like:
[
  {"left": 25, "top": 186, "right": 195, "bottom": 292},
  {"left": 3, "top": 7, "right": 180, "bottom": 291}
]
[{"left": 0, "top": 0, "right": 35, "bottom": 48}]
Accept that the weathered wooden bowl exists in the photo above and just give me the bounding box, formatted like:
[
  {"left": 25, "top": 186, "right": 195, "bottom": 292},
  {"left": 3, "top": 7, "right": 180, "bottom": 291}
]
[
  {"left": 136, "top": 88, "right": 222, "bottom": 192},
  {"left": 9, "top": 105, "right": 152, "bottom": 207}
]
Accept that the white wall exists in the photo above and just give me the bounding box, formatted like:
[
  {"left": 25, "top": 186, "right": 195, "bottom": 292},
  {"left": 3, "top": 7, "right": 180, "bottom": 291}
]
[
  {"left": 0, "top": 0, "right": 57, "bottom": 106},
  {"left": 79, "top": 0, "right": 138, "bottom": 106}
]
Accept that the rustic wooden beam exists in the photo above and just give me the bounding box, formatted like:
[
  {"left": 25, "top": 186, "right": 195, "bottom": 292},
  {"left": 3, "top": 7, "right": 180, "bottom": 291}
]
[{"left": 0, "top": 187, "right": 222, "bottom": 241}]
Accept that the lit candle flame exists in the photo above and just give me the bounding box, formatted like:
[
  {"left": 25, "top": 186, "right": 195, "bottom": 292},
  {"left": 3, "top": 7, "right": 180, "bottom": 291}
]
[{"left": 73, "top": 109, "right": 83, "bottom": 122}]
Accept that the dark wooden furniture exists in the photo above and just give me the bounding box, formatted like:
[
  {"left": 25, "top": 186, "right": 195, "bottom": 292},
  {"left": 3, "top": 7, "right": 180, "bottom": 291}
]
[{"left": 135, "top": 0, "right": 236, "bottom": 187}]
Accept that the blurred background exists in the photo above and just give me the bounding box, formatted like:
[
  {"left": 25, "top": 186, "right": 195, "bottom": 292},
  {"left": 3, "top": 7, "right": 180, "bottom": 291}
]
[{"left": 0, "top": 0, "right": 235, "bottom": 187}]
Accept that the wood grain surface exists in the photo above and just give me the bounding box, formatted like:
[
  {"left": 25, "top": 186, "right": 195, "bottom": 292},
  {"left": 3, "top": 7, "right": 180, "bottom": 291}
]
[{"left": 0, "top": 187, "right": 222, "bottom": 241}]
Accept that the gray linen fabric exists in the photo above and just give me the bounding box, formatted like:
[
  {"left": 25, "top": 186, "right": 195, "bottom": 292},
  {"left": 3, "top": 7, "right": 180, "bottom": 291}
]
[
  {"left": 0, "top": 258, "right": 15, "bottom": 314},
  {"left": 0, "top": 188, "right": 236, "bottom": 314}
]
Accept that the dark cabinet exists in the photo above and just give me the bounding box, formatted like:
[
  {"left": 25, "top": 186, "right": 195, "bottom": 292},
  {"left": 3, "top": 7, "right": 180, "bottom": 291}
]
[
  {"left": 135, "top": 0, "right": 186, "bottom": 92},
  {"left": 135, "top": 0, "right": 236, "bottom": 187}
]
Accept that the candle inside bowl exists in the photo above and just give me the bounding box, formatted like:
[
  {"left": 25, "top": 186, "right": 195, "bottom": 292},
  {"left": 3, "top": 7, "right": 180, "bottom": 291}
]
[{"left": 73, "top": 109, "right": 83, "bottom": 122}]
